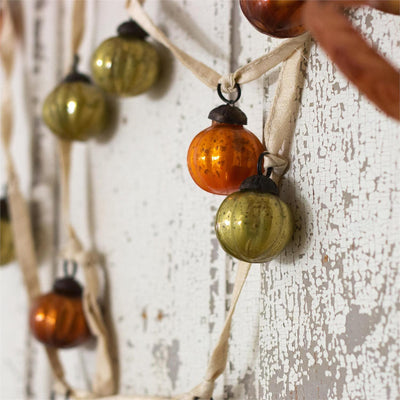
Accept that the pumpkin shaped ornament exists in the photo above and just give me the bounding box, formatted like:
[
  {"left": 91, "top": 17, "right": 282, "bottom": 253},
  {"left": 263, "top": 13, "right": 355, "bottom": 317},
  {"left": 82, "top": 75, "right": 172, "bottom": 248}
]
[
  {"left": 42, "top": 55, "right": 108, "bottom": 141},
  {"left": 29, "top": 268, "right": 91, "bottom": 348},
  {"left": 240, "top": 0, "right": 306, "bottom": 38},
  {"left": 91, "top": 19, "right": 159, "bottom": 96},
  {"left": 215, "top": 152, "right": 294, "bottom": 263},
  {"left": 187, "top": 84, "right": 265, "bottom": 195}
]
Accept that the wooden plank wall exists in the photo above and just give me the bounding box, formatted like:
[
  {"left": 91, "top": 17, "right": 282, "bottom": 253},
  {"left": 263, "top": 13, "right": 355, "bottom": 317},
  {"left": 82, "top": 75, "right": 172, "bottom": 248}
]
[{"left": 0, "top": 1, "right": 399, "bottom": 399}]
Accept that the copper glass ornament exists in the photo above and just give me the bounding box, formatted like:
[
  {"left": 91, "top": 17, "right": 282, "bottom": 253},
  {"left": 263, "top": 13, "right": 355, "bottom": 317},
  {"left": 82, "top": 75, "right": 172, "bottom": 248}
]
[
  {"left": 187, "top": 85, "right": 265, "bottom": 195},
  {"left": 240, "top": 0, "right": 306, "bottom": 38},
  {"left": 29, "top": 275, "right": 91, "bottom": 348}
]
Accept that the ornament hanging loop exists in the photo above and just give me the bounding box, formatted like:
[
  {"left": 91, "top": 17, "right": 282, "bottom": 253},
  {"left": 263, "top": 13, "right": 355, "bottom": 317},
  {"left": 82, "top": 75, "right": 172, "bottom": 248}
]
[
  {"left": 71, "top": 54, "right": 80, "bottom": 73},
  {"left": 217, "top": 83, "right": 241, "bottom": 105},
  {"left": 63, "top": 259, "right": 78, "bottom": 278},
  {"left": 257, "top": 151, "right": 273, "bottom": 178}
]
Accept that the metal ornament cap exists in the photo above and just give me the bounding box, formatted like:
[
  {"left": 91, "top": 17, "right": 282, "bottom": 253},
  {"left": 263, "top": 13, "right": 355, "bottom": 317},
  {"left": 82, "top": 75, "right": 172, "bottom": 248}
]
[
  {"left": 117, "top": 19, "right": 148, "bottom": 40},
  {"left": 63, "top": 55, "right": 91, "bottom": 83},
  {"left": 63, "top": 71, "right": 91, "bottom": 84},
  {"left": 208, "top": 104, "right": 248, "bottom": 125},
  {"left": 53, "top": 277, "right": 83, "bottom": 298},
  {"left": 240, "top": 174, "right": 279, "bottom": 195}
]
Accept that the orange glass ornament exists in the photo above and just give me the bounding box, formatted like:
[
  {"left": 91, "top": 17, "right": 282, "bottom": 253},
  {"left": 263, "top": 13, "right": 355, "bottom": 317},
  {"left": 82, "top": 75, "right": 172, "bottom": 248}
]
[
  {"left": 187, "top": 89, "right": 265, "bottom": 195},
  {"left": 29, "top": 277, "right": 90, "bottom": 348},
  {"left": 240, "top": 0, "right": 306, "bottom": 38}
]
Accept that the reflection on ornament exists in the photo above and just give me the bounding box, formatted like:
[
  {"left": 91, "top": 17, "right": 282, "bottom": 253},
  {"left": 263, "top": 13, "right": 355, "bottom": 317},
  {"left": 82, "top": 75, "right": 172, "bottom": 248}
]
[
  {"left": 240, "top": 0, "right": 306, "bottom": 38},
  {"left": 215, "top": 153, "right": 293, "bottom": 262},
  {"left": 91, "top": 20, "right": 159, "bottom": 97},
  {"left": 29, "top": 276, "right": 91, "bottom": 348}
]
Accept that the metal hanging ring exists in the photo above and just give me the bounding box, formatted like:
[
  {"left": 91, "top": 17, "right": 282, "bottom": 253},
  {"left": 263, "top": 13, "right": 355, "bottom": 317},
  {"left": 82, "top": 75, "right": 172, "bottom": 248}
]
[
  {"left": 257, "top": 151, "right": 273, "bottom": 178},
  {"left": 217, "top": 83, "right": 241, "bottom": 105},
  {"left": 63, "top": 259, "right": 78, "bottom": 278}
]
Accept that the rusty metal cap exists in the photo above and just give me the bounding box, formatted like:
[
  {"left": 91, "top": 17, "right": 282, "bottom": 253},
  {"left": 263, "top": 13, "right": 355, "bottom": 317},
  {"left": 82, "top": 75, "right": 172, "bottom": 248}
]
[
  {"left": 208, "top": 104, "right": 247, "bottom": 125},
  {"left": 117, "top": 19, "right": 148, "bottom": 40},
  {"left": 53, "top": 277, "right": 83, "bottom": 298},
  {"left": 240, "top": 174, "right": 279, "bottom": 195}
]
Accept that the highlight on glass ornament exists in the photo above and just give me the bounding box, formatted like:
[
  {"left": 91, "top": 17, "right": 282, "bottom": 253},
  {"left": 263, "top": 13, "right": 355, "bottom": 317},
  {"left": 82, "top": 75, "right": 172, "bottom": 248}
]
[
  {"left": 187, "top": 84, "right": 265, "bottom": 195},
  {"left": 239, "top": 0, "right": 306, "bottom": 38},
  {"left": 29, "top": 263, "right": 91, "bottom": 348},
  {"left": 0, "top": 193, "right": 15, "bottom": 266},
  {"left": 42, "top": 55, "right": 108, "bottom": 141},
  {"left": 91, "top": 19, "right": 159, "bottom": 96},
  {"left": 215, "top": 152, "right": 294, "bottom": 263}
]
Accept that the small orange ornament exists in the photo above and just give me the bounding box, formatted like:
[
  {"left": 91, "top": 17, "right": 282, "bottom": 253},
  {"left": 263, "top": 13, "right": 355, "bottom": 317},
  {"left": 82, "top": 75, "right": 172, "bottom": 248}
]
[
  {"left": 29, "top": 276, "right": 90, "bottom": 349},
  {"left": 187, "top": 85, "right": 265, "bottom": 195}
]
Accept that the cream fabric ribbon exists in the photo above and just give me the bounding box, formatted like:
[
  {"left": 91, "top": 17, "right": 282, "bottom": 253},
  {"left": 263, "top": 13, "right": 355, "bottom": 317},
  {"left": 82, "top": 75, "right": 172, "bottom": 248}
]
[
  {"left": 1, "top": 0, "right": 116, "bottom": 397},
  {"left": 58, "top": 141, "right": 116, "bottom": 397},
  {"left": 127, "top": 0, "right": 310, "bottom": 182},
  {"left": 0, "top": 0, "right": 74, "bottom": 394},
  {"left": 55, "top": 0, "right": 117, "bottom": 395}
]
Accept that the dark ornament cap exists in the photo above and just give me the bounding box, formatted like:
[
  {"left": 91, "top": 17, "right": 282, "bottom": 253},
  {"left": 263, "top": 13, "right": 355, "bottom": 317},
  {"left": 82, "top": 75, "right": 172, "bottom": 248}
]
[
  {"left": 208, "top": 104, "right": 247, "bottom": 125},
  {"left": 240, "top": 174, "right": 279, "bottom": 195},
  {"left": 62, "top": 55, "right": 91, "bottom": 84},
  {"left": 53, "top": 277, "right": 83, "bottom": 298},
  {"left": 117, "top": 19, "right": 148, "bottom": 40},
  {"left": 63, "top": 71, "right": 91, "bottom": 84},
  {"left": 0, "top": 197, "right": 10, "bottom": 221}
]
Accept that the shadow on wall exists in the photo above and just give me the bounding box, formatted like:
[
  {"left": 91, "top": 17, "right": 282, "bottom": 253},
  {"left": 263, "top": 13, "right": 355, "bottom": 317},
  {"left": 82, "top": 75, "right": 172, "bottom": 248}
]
[{"left": 280, "top": 177, "right": 312, "bottom": 265}]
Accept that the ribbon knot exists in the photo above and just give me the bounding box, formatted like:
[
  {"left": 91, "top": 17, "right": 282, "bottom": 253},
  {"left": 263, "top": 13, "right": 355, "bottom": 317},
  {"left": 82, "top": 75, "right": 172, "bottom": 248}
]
[
  {"left": 218, "top": 73, "right": 237, "bottom": 94},
  {"left": 262, "top": 153, "right": 288, "bottom": 179}
]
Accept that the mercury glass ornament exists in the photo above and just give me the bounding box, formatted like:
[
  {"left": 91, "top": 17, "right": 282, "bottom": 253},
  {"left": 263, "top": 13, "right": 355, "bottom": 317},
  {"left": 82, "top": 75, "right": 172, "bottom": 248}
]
[
  {"left": 42, "top": 57, "right": 108, "bottom": 141},
  {"left": 215, "top": 155, "right": 293, "bottom": 263},
  {"left": 187, "top": 87, "right": 265, "bottom": 195},
  {"left": 29, "top": 277, "right": 91, "bottom": 348},
  {"left": 91, "top": 20, "right": 159, "bottom": 96}
]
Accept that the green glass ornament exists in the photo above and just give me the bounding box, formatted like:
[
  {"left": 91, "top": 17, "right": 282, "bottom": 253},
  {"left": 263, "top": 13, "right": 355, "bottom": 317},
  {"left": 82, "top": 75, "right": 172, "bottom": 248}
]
[
  {"left": 42, "top": 57, "right": 108, "bottom": 141},
  {"left": 215, "top": 152, "right": 294, "bottom": 263},
  {"left": 0, "top": 196, "right": 15, "bottom": 266},
  {"left": 91, "top": 20, "right": 159, "bottom": 97}
]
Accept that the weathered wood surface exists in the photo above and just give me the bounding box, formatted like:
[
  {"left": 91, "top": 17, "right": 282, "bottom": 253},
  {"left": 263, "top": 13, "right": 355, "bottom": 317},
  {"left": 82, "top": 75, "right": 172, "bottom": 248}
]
[{"left": 0, "top": 1, "right": 399, "bottom": 399}]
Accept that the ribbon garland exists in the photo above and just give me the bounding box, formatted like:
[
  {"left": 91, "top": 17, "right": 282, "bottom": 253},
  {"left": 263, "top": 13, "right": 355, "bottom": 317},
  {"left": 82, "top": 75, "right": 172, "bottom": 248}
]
[
  {"left": 1, "top": 0, "right": 310, "bottom": 398},
  {"left": 0, "top": 0, "right": 74, "bottom": 394},
  {"left": 126, "top": 0, "right": 310, "bottom": 184},
  {"left": 57, "top": 0, "right": 116, "bottom": 396}
]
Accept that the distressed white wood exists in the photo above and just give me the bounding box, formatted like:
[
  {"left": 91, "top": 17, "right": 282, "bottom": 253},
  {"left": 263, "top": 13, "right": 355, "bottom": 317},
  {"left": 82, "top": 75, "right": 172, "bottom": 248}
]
[
  {"left": 0, "top": 1, "right": 399, "bottom": 400},
  {"left": 85, "top": 1, "right": 232, "bottom": 396},
  {"left": 256, "top": 8, "right": 400, "bottom": 400}
]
